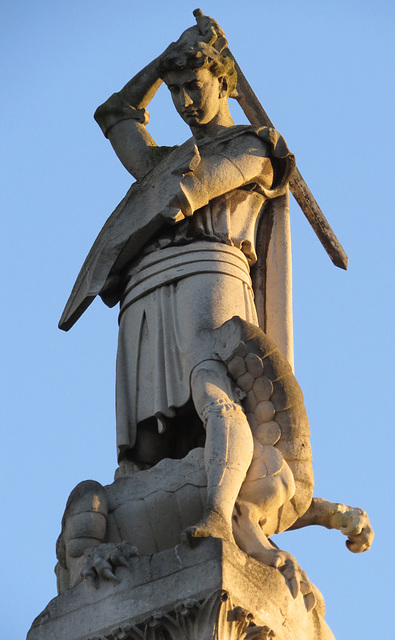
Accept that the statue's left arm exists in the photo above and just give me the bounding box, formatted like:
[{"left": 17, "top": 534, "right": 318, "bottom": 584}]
[
  {"left": 168, "top": 127, "right": 294, "bottom": 224},
  {"left": 171, "top": 135, "right": 274, "bottom": 219}
]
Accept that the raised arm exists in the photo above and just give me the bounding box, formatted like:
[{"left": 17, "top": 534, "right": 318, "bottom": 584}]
[
  {"left": 93, "top": 15, "right": 230, "bottom": 181},
  {"left": 94, "top": 55, "right": 169, "bottom": 180}
]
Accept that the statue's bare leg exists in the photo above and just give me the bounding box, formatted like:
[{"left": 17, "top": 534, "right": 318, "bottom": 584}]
[{"left": 183, "top": 360, "right": 254, "bottom": 543}]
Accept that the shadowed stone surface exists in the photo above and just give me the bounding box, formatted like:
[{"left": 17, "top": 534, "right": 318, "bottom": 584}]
[{"left": 28, "top": 538, "right": 334, "bottom": 640}]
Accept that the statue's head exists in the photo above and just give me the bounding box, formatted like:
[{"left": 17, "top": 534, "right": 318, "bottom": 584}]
[
  {"left": 158, "top": 25, "right": 237, "bottom": 131},
  {"left": 159, "top": 27, "right": 237, "bottom": 95}
]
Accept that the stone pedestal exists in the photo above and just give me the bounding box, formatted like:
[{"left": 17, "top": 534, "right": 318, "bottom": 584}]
[{"left": 28, "top": 538, "right": 334, "bottom": 640}]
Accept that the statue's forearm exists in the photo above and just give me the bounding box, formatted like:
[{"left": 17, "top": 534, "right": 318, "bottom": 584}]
[
  {"left": 94, "top": 54, "right": 164, "bottom": 137},
  {"left": 93, "top": 50, "right": 174, "bottom": 177},
  {"left": 112, "top": 55, "right": 163, "bottom": 110}
]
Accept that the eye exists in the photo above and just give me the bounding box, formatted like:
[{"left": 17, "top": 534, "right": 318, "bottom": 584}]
[{"left": 187, "top": 80, "right": 202, "bottom": 90}]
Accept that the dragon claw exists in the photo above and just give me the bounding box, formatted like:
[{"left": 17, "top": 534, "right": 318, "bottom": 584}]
[
  {"left": 271, "top": 550, "right": 316, "bottom": 611},
  {"left": 303, "top": 591, "right": 316, "bottom": 613},
  {"left": 81, "top": 542, "right": 138, "bottom": 587},
  {"left": 102, "top": 567, "right": 119, "bottom": 582},
  {"left": 332, "top": 505, "right": 374, "bottom": 553}
]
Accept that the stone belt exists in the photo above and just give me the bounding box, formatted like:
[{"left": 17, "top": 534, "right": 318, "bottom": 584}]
[{"left": 119, "top": 241, "right": 253, "bottom": 320}]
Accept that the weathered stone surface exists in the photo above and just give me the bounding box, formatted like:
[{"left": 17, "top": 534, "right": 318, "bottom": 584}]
[
  {"left": 28, "top": 538, "right": 334, "bottom": 640},
  {"left": 35, "top": 9, "right": 374, "bottom": 640}
]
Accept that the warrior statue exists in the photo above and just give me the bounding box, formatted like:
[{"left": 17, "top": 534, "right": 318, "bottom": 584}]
[{"left": 56, "top": 11, "right": 373, "bottom": 613}]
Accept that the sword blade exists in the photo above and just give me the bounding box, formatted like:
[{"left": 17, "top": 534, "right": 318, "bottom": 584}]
[{"left": 230, "top": 54, "right": 348, "bottom": 270}]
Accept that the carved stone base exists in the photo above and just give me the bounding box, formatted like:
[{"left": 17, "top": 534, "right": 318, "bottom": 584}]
[{"left": 28, "top": 538, "right": 334, "bottom": 640}]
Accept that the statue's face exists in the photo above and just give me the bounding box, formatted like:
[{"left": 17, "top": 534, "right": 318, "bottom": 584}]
[{"left": 165, "top": 67, "right": 225, "bottom": 128}]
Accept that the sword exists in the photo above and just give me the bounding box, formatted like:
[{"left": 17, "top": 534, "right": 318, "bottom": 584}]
[{"left": 194, "top": 9, "right": 348, "bottom": 271}]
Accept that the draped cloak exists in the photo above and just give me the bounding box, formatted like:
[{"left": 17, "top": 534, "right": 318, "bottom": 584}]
[{"left": 59, "top": 125, "right": 295, "bottom": 460}]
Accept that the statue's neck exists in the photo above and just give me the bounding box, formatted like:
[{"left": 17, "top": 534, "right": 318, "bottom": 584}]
[{"left": 190, "top": 103, "right": 235, "bottom": 140}]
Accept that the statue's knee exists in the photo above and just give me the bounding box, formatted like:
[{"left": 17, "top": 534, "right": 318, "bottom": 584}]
[
  {"left": 201, "top": 398, "right": 246, "bottom": 428},
  {"left": 191, "top": 360, "right": 238, "bottom": 419}
]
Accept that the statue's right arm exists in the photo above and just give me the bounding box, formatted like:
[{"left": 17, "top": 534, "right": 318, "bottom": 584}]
[{"left": 94, "top": 56, "right": 165, "bottom": 180}]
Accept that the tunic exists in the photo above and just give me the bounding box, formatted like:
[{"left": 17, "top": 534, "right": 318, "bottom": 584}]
[
  {"left": 115, "top": 128, "right": 293, "bottom": 456},
  {"left": 59, "top": 123, "right": 295, "bottom": 461}
]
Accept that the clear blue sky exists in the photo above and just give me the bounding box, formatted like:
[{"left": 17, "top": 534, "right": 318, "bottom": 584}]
[{"left": 2, "top": 1, "right": 393, "bottom": 637}]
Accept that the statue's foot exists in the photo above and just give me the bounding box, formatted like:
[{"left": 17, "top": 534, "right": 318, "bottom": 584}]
[{"left": 181, "top": 510, "right": 234, "bottom": 547}]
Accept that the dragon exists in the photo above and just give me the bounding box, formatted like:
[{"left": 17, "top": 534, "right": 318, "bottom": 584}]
[{"left": 56, "top": 317, "right": 373, "bottom": 612}]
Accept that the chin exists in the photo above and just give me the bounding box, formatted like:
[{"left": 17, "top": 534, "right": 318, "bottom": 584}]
[{"left": 183, "top": 115, "right": 201, "bottom": 126}]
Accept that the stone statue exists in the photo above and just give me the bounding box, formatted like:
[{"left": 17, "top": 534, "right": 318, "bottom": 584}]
[{"left": 55, "top": 9, "right": 373, "bottom": 624}]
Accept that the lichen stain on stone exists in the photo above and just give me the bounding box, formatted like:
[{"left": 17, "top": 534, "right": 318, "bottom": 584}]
[{"left": 92, "top": 494, "right": 101, "bottom": 511}]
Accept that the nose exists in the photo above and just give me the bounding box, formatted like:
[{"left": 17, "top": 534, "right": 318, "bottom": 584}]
[{"left": 180, "top": 88, "right": 193, "bottom": 108}]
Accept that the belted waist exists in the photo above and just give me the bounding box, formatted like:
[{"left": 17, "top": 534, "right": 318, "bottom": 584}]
[{"left": 119, "top": 242, "right": 252, "bottom": 320}]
